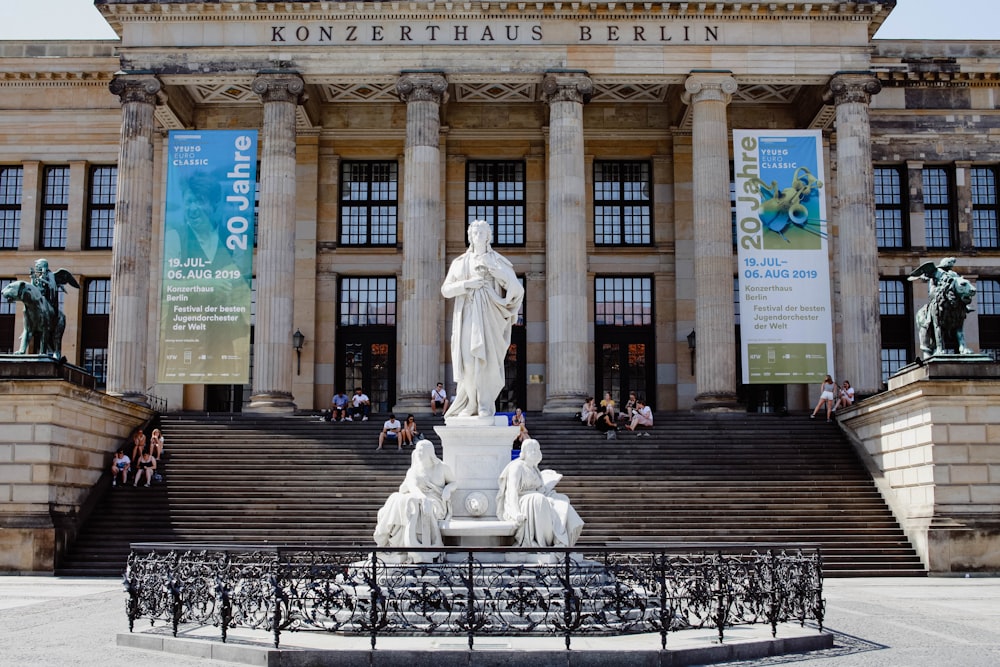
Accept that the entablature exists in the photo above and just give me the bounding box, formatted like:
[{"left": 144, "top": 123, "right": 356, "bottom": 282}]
[{"left": 96, "top": 0, "right": 892, "bottom": 47}]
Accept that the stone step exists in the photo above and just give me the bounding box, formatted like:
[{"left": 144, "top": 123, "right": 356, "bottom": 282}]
[{"left": 57, "top": 412, "right": 923, "bottom": 578}]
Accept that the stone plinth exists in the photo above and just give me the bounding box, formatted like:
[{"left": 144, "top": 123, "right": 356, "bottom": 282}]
[
  {"left": 0, "top": 365, "right": 153, "bottom": 572},
  {"left": 434, "top": 420, "right": 522, "bottom": 546},
  {"left": 840, "top": 357, "right": 1000, "bottom": 573}
]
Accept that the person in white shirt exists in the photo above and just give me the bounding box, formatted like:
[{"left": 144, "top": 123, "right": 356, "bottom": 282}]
[
  {"left": 348, "top": 387, "right": 371, "bottom": 421},
  {"left": 111, "top": 449, "right": 130, "bottom": 487},
  {"left": 430, "top": 382, "right": 449, "bottom": 416},
  {"left": 835, "top": 380, "right": 855, "bottom": 411},
  {"left": 626, "top": 400, "right": 653, "bottom": 435},
  {"left": 378, "top": 413, "right": 403, "bottom": 450}
]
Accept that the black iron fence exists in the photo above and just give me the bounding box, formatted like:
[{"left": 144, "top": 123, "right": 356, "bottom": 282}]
[{"left": 123, "top": 543, "right": 825, "bottom": 651}]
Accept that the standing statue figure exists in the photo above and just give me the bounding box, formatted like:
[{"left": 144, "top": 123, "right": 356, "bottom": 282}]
[
  {"left": 496, "top": 439, "right": 584, "bottom": 548},
  {"left": 373, "top": 440, "right": 457, "bottom": 563},
  {"left": 908, "top": 257, "right": 977, "bottom": 356},
  {"left": 441, "top": 220, "right": 524, "bottom": 418},
  {"left": 1, "top": 259, "right": 79, "bottom": 358}
]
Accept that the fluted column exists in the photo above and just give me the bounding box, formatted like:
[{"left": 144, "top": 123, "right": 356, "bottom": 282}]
[
  {"left": 683, "top": 73, "right": 739, "bottom": 410},
  {"left": 541, "top": 72, "right": 592, "bottom": 414},
  {"left": 830, "top": 73, "right": 882, "bottom": 395},
  {"left": 247, "top": 73, "right": 303, "bottom": 414},
  {"left": 106, "top": 74, "right": 160, "bottom": 404},
  {"left": 395, "top": 73, "right": 448, "bottom": 413}
]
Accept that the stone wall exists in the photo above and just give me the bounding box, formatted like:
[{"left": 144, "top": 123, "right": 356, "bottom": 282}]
[
  {"left": 0, "top": 368, "right": 153, "bottom": 572},
  {"left": 840, "top": 359, "right": 1000, "bottom": 573}
]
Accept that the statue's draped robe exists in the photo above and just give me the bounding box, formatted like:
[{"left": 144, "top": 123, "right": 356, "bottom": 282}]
[
  {"left": 373, "top": 460, "right": 455, "bottom": 561},
  {"left": 441, "top": 249, "right": 524, "bottom": 416},
  {"left": 496, "top": 459, "right": 584, "bottom": 548}
]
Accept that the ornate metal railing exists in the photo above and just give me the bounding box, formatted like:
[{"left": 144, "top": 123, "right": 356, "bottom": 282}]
[{"left": 123, "top": 543, "right": 824, "bottom": 650}]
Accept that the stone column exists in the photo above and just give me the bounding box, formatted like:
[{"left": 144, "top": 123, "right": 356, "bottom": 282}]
[
  {"left": 683, "top": 73, "right": 739, "bottom": 410},
  {"left": 829, "top": 74, "right": 882, "bottom": 396},
  {"left": 541, "top": 73, "right": 592, "bottom": 414},
  {"left": 395, "top": 73, "right": 448, "bottom": 413},
  {"left": 106, "top": 74, "right": 161, "bottom": 404},
  {"left": 247, "top": 73, "right": 303, "bottom": 414}
]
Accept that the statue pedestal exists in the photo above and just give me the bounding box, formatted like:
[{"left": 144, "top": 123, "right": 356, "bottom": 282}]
[{"left": 434, "top": 420, "right": 521, "bottom": 547}]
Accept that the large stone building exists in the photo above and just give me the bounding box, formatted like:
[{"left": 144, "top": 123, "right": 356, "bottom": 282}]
[{"left": 1, "top": 0, "right": 999, "bottom": 415}]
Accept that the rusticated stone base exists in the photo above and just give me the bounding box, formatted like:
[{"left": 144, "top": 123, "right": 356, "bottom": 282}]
[
  {"left": 0, "top": 369, "right": 153, "bottom": 572},
  {"left": 840, "top": 357, "right": 1000, "bottom": 573}
]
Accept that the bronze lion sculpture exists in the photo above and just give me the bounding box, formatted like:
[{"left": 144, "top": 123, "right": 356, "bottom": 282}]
[{"left": 912, "top": 269, "right": 977, "bottom": 357}]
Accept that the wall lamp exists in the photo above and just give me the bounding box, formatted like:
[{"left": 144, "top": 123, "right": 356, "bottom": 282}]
[
  {"left": 686, "top": 329, "right": 697, "bottom": 376},
  {"left": 292, "top": 328, "right": 305, "bottom": 375}
]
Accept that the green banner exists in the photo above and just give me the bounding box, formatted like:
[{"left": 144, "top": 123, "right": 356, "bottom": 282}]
[{"left": 157, "top": 130, "right": 257, "bottom": 384}]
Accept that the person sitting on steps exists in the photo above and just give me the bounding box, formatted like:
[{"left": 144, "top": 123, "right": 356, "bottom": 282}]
[
  {"left": 430, "top": 382, "right": 449, "bottom": 416},
  {"left": 377, "top": 413, "right": 403, "bottom": 450},
  {"left": 626, "top": 400, "right": 653, "bottom": 435},
  {"left": 595, "top": 404, "right": 617, "bottom": 439},
  {"left": 133, "top": 447, "right": 157, "bottom": 487},
  {"left": 111, "top": 449, "right": 130, "bottom": 487},
  {"left": 348, "top": 387, "right": 371, "bottom": 421}
]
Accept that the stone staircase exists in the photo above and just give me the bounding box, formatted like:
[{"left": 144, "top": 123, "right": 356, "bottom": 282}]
[{"left": 56, "top": 412, "right": 925, "bottom": 578}]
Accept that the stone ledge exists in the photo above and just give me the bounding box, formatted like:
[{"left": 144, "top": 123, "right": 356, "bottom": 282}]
[
  {"left": 439, "top": 518, "right": 518, "bottom": 537},
  {"left": 116, "top": 624, "right": 833, "bottom": 667}
]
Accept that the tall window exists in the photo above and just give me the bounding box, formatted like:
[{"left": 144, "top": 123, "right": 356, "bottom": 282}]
[
  {"left": 339, "top": 161, "right": 398, "bottom": 246},
  {"left": 0, "top": 166, "right": 23, "bottom": 249},
  {"left": 879, "top": 278, "right": 911, "bottom": 383},
  {"left": 41, "top": 166, "right": 70, "bottom": 249},
  {"left": 874, "top": 166, "right": 906, "bottom": 249},
  {"left": 922, "top": 167, "right": 953, "bottom": 249},
  {"left": 978, "top": 278, "right": 1000, "bottom": 360},
  {"left": 87, "top": 166, "right": 117, "bottom": 249},
  {"left": 82, "top": 278, "right": 111, "bottom": 386},
  {"left": 595, "top": 276, "right": 653, "bottom": 326},
  {"left": 594, "top": 161, "right": 652, "bottom": 246},
  {"left": 971, "top": 167, "right": 999, "bottom": 249},
  {"left": 0, "top": 278, "right": 14, "bottom": 353},
  {"left": 338, "top": 277, "right": 397, "bottom": 326},
  {"left": 466, "top": 161, "right": 525, "bottom": 246}
]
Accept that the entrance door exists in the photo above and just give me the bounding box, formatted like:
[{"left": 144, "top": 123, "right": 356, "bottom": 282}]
[
  {"left": 596, "top": 337, "right": 655, "bottom": 406},
  {"left": 594, "top": 276, "right": 656, "bottom": 406},
  {"left": 336, "top": 276, "right": 397, "bottom": 415},
  {"left": 337, "top": 329, "right": 396, "bottom": 414}
]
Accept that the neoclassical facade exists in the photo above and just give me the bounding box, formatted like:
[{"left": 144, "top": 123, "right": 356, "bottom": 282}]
[{"left": 1, "top": 1, "right": 999, "bottom": 414}]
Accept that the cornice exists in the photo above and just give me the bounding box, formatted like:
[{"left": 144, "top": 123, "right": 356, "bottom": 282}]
[
  {"left": 0, "top": 71, "right": 116, "bottom": 87},
  {"left": 873, "top": 68, "right": 1000, "bottom": 88},
  {"left": 96, "top": 1, "right": 893, "bottom": 30}
]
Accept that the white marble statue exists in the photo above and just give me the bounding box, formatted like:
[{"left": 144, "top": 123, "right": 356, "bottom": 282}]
[
  {"left": 373, "top": 440, "right": 457, "bottom": 562},
  {"left": 441, "top": 219, "right": 525, "bottom": 418},
  {"left": 496, "top": 439, "right": 584, "bottom": 548}
]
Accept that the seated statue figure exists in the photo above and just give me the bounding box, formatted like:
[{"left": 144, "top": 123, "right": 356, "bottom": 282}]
[
  {"left": 373, "top": 439, "right": 457, "bottom": 563},
  {"left": 496, "top": 439, "right": 584, "bottom": 549}
]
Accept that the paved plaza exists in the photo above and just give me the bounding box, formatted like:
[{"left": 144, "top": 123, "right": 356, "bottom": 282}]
[{"left": 1, "top": 575, "right": 998, "bottom": 666}]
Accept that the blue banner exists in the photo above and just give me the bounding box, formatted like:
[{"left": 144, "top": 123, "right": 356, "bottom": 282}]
[{"left": 158, "top": 130, "right": 257, "bottom": 384}]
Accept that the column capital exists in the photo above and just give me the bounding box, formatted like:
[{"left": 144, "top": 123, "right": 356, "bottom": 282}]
[
  {"left": 828, "top": 73, "right": 882, "bottom": 106},
  {"left": 541, "top": 73, "right": 593, "bottom": 105},
  {"left": 682, "top": 73, "right": 738, "bottom": 106},
  {"left": 396, "top": 73, "right": 448, "bottom": 105},
  {"left": 251, "top": 73, "right": 305, "bottom": 104},
  {"left": 109, "top": 74, "right": 161, "bottom": 105}
]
